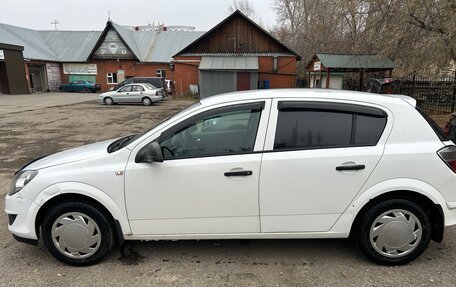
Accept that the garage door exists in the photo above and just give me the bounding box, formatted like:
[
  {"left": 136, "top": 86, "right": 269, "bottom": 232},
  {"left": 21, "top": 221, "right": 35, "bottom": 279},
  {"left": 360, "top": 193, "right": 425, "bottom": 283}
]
[
  {"left": 199, "top": 71, "right": 235, "bottom": 98},
  {"left": 69, "top": 74, "right": 97, "bottom": 83}
]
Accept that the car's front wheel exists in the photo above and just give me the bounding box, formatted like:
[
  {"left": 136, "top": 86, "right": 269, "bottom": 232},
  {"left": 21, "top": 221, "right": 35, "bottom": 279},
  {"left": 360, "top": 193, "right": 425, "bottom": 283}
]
[
  {"left": 356, "top": 199, "right": 432, "bottom": 265},
  {"left": 42, "top": 201, "right": 113, "bottom": 266}
]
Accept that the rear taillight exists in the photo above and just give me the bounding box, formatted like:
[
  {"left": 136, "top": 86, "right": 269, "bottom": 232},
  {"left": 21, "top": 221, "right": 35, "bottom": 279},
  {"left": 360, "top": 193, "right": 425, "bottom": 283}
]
[{"left": 438, "top": 146, "right": 456, "bottom": 172}]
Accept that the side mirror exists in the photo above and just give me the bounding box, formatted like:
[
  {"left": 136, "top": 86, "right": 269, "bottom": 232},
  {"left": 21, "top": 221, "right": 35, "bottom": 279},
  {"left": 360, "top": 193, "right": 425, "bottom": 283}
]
[{"left": 135, "top": 142, "right": 164, "bottom": 163}]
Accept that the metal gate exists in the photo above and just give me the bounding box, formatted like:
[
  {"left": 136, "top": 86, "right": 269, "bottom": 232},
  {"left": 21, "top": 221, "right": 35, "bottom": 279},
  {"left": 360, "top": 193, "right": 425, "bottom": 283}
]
[{"left": 398, "top": 74, "right": 456, "bottom": 113}]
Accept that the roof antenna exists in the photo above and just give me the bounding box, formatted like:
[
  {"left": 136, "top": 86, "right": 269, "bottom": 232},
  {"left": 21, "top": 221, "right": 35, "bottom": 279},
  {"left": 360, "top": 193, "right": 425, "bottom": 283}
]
[
  {"left": 107, "top": 0, "right": 112, "bottom": 22},
  {"left": 51, "top": 19, "right": 59, "bottom": 30}
]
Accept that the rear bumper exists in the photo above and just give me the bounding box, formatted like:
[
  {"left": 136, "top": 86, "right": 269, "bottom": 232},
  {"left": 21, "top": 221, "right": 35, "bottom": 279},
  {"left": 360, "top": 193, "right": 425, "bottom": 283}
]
[{"left": 151, "top": 95, "right": 163, "bottom": 102}]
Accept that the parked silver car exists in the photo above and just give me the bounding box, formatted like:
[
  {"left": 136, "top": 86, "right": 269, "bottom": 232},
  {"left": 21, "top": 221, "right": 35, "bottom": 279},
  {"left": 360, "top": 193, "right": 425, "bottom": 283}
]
[{"left": 98, "top": 83, "right": 164, "bottom": 106}]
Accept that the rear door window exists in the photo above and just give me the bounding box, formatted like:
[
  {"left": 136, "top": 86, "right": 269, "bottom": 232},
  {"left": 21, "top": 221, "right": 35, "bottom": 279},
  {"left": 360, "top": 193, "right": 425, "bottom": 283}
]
[
  {"left": 274, "top": 101, "right": 387, "bottom": 150},
  {"left": 132, "top": 85, "right": 145, "bottom": 92},
  {"left": 354, "top": 115, "right": 387, "bottom": 145}
]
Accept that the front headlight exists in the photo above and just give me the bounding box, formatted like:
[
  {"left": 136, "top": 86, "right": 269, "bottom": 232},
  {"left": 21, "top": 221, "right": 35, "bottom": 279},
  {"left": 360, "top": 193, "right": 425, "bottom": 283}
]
[{"left": 8, "top": 170, "right": 38, "bottom": 196}]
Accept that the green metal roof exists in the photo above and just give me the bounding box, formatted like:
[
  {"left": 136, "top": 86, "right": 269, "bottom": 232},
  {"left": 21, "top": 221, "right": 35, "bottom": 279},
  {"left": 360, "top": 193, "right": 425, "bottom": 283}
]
[{"left": 316, "top": 53, "right": 395, "bottom": 69}]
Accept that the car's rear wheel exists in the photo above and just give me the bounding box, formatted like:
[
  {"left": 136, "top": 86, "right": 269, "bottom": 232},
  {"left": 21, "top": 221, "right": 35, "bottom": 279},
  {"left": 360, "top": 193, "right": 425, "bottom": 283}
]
[
  {"left": 142, "top": 97, "right": 152, "bottom": 106},
  {"left": 84, "top": 87, "right": 90, "bottom": 93},
  {"left": 104, "top": 97, "right": 114, "bottom": 105},
  {"left": 356, "top": 199, "right": 431, "bottom": 265},
  {"left": 42, "top": 201, "right": 113, "bottom": 266}
]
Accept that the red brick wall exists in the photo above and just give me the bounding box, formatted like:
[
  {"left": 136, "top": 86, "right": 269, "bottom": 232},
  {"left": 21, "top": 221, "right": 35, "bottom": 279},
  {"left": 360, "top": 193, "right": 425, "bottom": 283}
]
[
  {"left": 173, "top": 56, "right": 201, "bottom": 95},
  {"left": 60, "top": 60, "right": 174, "bottom": 91},
  {"left": 173, "top": 56, "right": 297, "bottom": 95},
  {"left": 258, "top": 56, "right": 297, "bottom": 89},
  {"left": 58, "top": 57, "right": 297, "bottom": 94}
]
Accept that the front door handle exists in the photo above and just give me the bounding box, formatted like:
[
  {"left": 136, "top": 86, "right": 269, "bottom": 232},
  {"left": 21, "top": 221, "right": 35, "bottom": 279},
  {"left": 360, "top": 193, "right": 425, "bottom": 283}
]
[
  {"left": 336, "top": 164, "right": 365, "bottom": 171},
  {"left": 224, "top": 170, "right": 253, "bottom": 177}
]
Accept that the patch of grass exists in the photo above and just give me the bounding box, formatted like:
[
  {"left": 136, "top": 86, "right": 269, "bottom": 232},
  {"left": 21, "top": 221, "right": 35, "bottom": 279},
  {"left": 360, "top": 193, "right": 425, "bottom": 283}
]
[{"left": 169, "top": 93, "right": 200, "bottom": 101}]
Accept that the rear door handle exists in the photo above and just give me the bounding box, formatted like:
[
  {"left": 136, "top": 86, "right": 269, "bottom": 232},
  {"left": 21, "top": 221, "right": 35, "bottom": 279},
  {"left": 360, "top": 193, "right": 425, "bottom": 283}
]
[
  {"left": 224, "top": 170, "right": 253, "bottom": 177},
  {"left": 336, "top": 164, "right": 365, "bottom": 171}
]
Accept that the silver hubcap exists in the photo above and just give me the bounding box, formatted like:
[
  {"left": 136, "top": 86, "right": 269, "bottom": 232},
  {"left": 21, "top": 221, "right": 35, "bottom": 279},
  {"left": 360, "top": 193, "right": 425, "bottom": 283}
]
[
  {"left": 143, "top": 99, "right": 151, "bottom": 105},
  {"left": 105, "top": 98, "right": 112, "bottom": 105},
  {"left": 51, "top": 212, "right": 101, "bottom": 259},
  {"left": 369, "top": 209, "right": 422, "bottom": 258}
]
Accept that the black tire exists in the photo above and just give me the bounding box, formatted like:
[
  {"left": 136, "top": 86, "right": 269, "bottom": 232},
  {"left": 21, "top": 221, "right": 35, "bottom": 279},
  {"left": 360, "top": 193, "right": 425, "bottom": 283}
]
[
  {"left": 104, "top": 97, "right": 114, "bottom": 105},
  {"left": 142, "top": 97, "right": 153, "bottom": 106},
  {"left": 355, "top": 198, "right": 432, "bottom": 265},
  {"left": 41, "top": 201, "right": 113, "bottom": 266},
  {"left": 83, "top": 87, "right": 90, "bottom": 93}
]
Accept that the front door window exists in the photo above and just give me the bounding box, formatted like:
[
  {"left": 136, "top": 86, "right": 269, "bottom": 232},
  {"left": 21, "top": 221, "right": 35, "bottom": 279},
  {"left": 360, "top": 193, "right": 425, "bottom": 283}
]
[{"left": 159, "top": 103, "right": 264, "bottom": 159}]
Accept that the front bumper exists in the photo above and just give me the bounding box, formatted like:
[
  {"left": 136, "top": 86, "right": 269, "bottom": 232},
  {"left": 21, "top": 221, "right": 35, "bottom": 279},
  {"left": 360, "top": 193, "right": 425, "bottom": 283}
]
[{"left": 5, "top": 192, "right": 40, "bottom": 240}]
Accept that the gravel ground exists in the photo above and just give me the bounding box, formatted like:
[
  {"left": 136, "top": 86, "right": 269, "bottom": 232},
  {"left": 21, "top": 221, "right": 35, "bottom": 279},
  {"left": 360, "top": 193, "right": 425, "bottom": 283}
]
[{"left": 1, "top": 94, "right": 456, "bottom": 286}]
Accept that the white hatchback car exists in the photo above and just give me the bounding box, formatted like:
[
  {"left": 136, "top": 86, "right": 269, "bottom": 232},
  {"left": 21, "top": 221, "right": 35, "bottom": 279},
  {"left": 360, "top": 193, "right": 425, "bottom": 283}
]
[{"left": 6, "top": 89, "right": 456, "bottom": 266}]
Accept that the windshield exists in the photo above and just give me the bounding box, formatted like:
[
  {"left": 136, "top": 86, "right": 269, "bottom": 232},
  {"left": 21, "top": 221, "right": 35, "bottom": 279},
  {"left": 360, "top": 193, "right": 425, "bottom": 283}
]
[{"left": 107, "top": 101, "right": 201, "bottom": 153}]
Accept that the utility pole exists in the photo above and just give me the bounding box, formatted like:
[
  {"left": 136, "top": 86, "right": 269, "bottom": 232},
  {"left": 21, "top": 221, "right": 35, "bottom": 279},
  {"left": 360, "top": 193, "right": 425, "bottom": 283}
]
[{"left": 51, "top": 19, "right": 59, "bottom": 30}]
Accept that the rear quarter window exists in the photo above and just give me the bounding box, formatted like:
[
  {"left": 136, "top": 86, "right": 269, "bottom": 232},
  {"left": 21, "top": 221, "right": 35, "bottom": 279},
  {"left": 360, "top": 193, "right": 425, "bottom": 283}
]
[{"left": 416, "top": 108, "right": 449, "bottom": 141}]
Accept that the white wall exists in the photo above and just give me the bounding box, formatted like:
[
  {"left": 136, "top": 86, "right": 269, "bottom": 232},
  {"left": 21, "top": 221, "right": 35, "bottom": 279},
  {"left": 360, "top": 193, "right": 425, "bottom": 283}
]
[{"left": 309, "top": 73, "right": 344, "bottom": 89}]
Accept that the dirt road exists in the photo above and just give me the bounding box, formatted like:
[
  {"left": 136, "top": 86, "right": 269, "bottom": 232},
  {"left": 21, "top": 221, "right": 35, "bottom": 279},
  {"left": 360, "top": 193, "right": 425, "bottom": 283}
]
[{"left": 0, "top": 94, "right": 455, "bottom": 286}]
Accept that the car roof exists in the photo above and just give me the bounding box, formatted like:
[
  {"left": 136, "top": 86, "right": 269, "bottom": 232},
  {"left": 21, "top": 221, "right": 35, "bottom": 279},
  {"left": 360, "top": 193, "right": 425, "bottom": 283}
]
[
  {"left": 124, "top": 83, "right": 145, "bottom": 86},
  {"left": 200, "top": 89, "right": 416, "bottom": 108}
]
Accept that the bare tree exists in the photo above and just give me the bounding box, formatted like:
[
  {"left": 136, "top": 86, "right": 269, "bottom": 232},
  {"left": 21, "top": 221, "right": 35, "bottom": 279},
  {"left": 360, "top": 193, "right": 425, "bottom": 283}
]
[
  {"left": 228, "top": 0, "right": 256, "bottom": 18},
  {"left": 272, "top": 0, "right": 456, "bottom": 76}
]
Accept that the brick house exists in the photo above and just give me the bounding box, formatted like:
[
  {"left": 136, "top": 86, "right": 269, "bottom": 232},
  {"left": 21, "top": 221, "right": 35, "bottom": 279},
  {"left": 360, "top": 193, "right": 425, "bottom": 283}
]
[
  {"left": 0, "top": 21, "right": 203, "bottom": 93},
  {"left": 0, "top": 10, "right": 300, "bottom": 96},
  {"left": 174, "top": 10, "right": 301, "bottom": 97}
]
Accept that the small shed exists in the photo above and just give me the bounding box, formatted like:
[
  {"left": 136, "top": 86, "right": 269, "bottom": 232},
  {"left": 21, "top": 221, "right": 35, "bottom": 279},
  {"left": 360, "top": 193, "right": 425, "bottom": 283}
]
[
  {"left": 0, "top": 43, "right": 29, "bottom": 94},
  {"left": 306, "top": 53, "right": 395, "bottom": 90}
]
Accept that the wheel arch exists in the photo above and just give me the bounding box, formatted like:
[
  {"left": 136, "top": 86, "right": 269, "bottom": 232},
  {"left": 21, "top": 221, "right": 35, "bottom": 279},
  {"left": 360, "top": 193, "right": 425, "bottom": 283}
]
[
  {"left": 350, "top": 190, "right": 444, "bottom": 243},
  {"left": 35, "top": 193, "right": 125, "bottom": 246},
  {"left": 33, "top": 182, "right": 130, "bottom": 245}
]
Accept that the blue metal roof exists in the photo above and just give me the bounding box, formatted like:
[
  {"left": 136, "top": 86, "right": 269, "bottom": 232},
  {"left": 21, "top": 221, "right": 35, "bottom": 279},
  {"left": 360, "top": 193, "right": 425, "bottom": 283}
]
[
  {"left": 0, "top": 23, "right": 57, "bottom": 61},
  {"left": 0, "top": 22, "right": 204, "bottom": 63},
  {"left": 39, "top": 30, "right": 101, "bottom": 62}
]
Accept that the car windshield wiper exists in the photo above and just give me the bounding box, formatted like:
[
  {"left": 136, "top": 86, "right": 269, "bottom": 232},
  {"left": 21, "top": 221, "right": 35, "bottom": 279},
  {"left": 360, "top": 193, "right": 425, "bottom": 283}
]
[{"left": 107, "top": 134, "right": 136, "bottom": 153}]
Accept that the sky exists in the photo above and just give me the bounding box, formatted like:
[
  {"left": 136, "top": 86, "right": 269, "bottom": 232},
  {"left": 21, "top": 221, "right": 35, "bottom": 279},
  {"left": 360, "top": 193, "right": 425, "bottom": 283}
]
[{"left": 0, "top": 0, "right": 277, "bottom": 31}]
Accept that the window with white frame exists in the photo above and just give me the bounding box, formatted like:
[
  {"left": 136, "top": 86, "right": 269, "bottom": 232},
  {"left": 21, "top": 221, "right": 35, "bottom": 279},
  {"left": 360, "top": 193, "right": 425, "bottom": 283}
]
[
  {"left": 156, "top": 69, "right": 166, "bottom": 78},
  {"left": 107, "top": 72, "right": 117, "bottom": 84}
]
